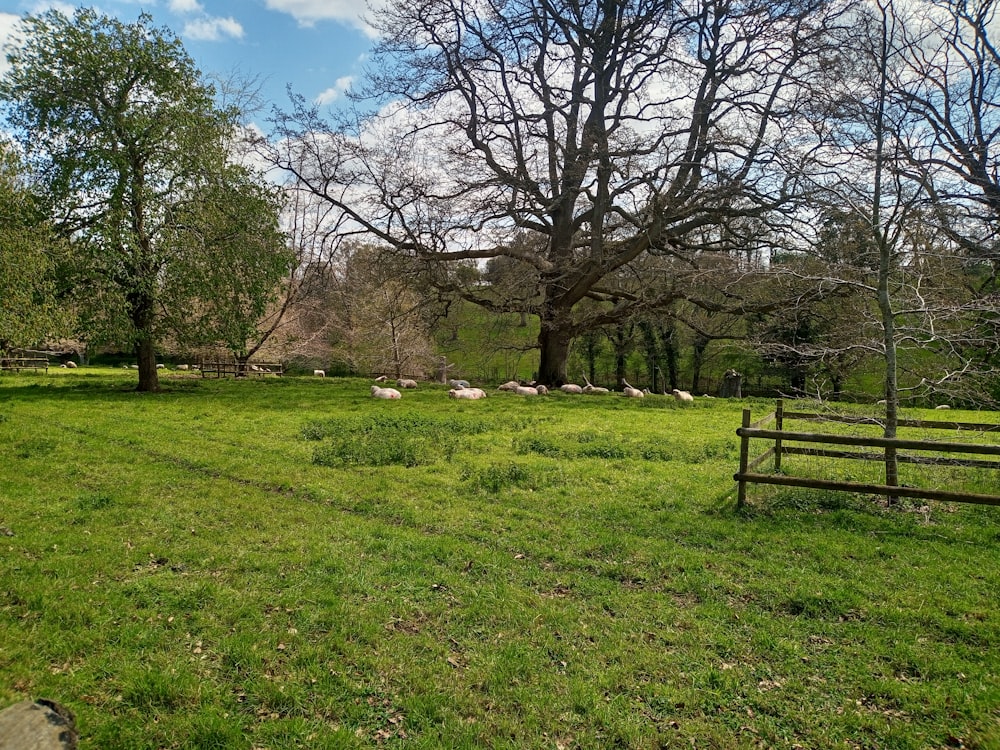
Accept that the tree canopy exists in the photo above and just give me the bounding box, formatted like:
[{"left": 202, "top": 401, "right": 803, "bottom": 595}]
[
  {"left": 0, "top": 140, "right": 72, "bottom": 355},
  {"left": 0, "top": 8, "right": 288, "bottom": 389}
]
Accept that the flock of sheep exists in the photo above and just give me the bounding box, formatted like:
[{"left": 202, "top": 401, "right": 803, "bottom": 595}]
[{"left": 363, "top": 373, "right": 697, "bottom": 403}]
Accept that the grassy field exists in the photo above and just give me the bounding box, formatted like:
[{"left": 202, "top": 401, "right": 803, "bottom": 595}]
[{"left": 0, "top": 370, "right": 997, "bottom": 749}]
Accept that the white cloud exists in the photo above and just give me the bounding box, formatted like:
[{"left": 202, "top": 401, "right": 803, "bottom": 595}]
[
  {"left": 264, "top": 0, "right": 382, "bottom": 37},
  {"left": 183, "top": 16, "right": 244, "bottom": 42},
  {"left": 0, "top": 13, "right": 20, "bottom": 78},
  {"left": 169, "top": 0, "right": 204, "bottom": 12},
  {"left": 29, "top": 2, "right": 76, "bottom": 15},
  {"left": 314, "top": 75, "right": 354, "bottom": 106}
]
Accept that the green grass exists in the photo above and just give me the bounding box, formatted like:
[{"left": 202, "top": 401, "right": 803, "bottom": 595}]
[{"left": 0, "top": 369, "right": 998, "bottom": 748}]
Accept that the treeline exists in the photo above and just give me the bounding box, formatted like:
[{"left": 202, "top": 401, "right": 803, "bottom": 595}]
[{"left": 0, "top": 2, "right": 998, "bottom": 409}]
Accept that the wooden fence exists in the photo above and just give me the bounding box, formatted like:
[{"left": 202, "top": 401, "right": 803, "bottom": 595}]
[
  {"left": 0, "top": 356, "right": 49, "bottom": 373},
  {"left": 735, "top": 399, "right": 1000, "bottom": 508},
  {"left": 199, "top": 361, "right": 283, "bottom": 378}
]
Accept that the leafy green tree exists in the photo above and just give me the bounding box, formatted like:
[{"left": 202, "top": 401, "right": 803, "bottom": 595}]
[
  {"left": 159, "top": 168, "right": 293, "bottom": 369},
  {"left": 0, "top": 8, "right": 285, "bottom": 390},
  {"left": 0, "top": 140, "right": 72, "bottom": 356}
]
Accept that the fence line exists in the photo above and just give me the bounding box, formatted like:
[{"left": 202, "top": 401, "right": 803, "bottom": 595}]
[{"left": 734, "top": 399, "right": 1000, "bottom": 508}]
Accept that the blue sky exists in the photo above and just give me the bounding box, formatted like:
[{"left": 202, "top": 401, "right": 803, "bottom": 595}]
[{"left": 0, "top": 1, "right": 379, "bottom": 112}]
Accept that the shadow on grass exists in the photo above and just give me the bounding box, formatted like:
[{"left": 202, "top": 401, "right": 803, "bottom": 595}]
[{"left": 717, "top": 486, "right": 1000, "bottom": 548}]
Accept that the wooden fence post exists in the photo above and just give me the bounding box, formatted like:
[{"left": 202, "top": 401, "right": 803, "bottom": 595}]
[
  {"left": 738, "top": 408, "right": 751, "bottom": 508},
  {"left": 774, "top": 398, "right": 784, "bottom": 473}
]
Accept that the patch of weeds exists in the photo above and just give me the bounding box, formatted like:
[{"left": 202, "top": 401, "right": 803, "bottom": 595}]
[
  {"left": 76, "top": 493, "right": 114, "bottom": 511},
  {"left": 779, "top": 588, "right": 863, "bottom": 620},
  {"left": 462, "top": 462, "right": 535, "bottom": 493},
  {"left": 572, "top": 429, "right": 629, "bottom": 457},
  {"left": 637, "top": 397, "right": 677, "bottom": 409},
  {"left": 637, "top": 442, "right": 674, "bottom": 461},
  {"left": 0, "top": 413, "right": 7, "bottom": 424},
  {"left": 13, "top": 437, "right": 57, "bottom": 459},
  {"left": 308, "top": 411, "right": 494, "bottom": 467},
  {"left": 120, "top": 664, "right": 198, "bottom": 710},
  {"left": 579, "top": 442, "right": 628, "bottom": 459},
  {"left": 313, "top": 434, "right": 429, "bottom": 468},
  {"left": 186, "top": 712, "right": 247, "bottom": 750},
  {"left": 299, "top": 421, "right": 327, "bottom": 441},
  {"left": 302, "top": 411, "right": 493, "bottom": 442},
  {"left": 513, "top": 435, "right": 565, "bottom": 457},
  {"left": 768, "top": 489, "right": 885, "bottom": 516}
]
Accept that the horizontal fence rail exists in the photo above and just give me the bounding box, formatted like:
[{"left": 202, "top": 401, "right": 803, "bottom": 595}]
[{"left": 735, "top": 400, "right": 1000, "bottom": 508}]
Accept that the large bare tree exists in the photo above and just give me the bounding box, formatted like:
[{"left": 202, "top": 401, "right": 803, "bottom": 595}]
[{"left": 270, "top": 0, "right": 848, "bottom": 383}]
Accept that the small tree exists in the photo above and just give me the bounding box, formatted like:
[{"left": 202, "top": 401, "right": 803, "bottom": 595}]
[
  {"left": 159, "top": 167, "right": 293, "bottom": 369},
  {"left": 327, "top": 244, "right": 437, "bottom": 378}
]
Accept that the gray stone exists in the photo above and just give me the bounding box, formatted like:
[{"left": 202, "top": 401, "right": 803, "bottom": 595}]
[{"left": 0, "top": 700, "right": 77, "bottom": 750}]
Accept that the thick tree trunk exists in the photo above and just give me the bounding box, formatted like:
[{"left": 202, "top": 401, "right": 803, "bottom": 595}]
[
  {"left": 664, "top": 332, "right": 679, "bottom": 391},
  {"left": 691, "top": 335, "right": 709, "bottom": 393},
  {"left": 537, "top": 324, "right": 571, "bottom": 385},
  {"left": 129, "top": 284, "right": 160, "bottom": 391},
  {"left": 134, "top": 336, "right": 159, "bottom": 392}
]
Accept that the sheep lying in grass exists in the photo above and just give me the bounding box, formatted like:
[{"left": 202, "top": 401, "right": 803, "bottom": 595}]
[
  {"left": 515, "top": 385, "right": 539, "bottom": 396},
  {"left": 581, "top": 374, "right": 609, "bottom": 394},
  {"left": 448, "top": 379, "right": 470, "bottom": 389},
  {"left": 397, "top": 378, "right": 418, "bottom": 389},
  {"left": 560, "top": 383, "right": 583, "bottom": 394},
  {"left": 497, "top": 380, "right": 520, "bottom": 391},
  {"left": 449, "top": 387, "right": 487, "bottom": 400},
  {"left": 621, "top": 379, "right": 644, "bottom": 398},
  {"left": 672, "top": 388, "right": 694, "bottom": 403},
  {"left": 371, "top": 385, "right": 402, "bottom": 399},
  {"left": 314, "top": 369, "right": 326, "bottom": 377}
]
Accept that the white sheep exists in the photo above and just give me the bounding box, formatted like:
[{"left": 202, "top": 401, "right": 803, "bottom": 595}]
[
  {"left": 176, "top": 364, "right": 190, "bottom": 371},
  {"left": 314, "top": 369, "right": 326, "bottom": 377},
  {"left": 397, "top": 378, "right": 418, "bottom": 389},
  {"left": 515, "top": 385, "right": 539, "bottom": 396},
  {"left": 560, "top": 383, "right": 583, "bottom": 394},
  {"left": 535, "top": 384, "right": 549, "bottom": 395},
  {"left": 621, "top": 379, "right": 644, "bottom": 398},
  {"left": 497, "top": 380, "right": 520, "bottom": 391},
  {"left": 449, "top": 387, "right": 487, "bottom": 400},
  {"left": 65, "top": 361, "right": 77, "bottom": 369},
  {"left": 371, "top": 385, "right": 402, "bottom": 399},
  {"left": 581, "top": 374, "right": 609, "bottom": 394},
  {"left": 672, "top": 388, "right": 695, "bottom": 403},
  {"left": 935, "top": 404, "right": 951, "bottom": 410},
  {"left": 448, "top": 379, "right": 470, "bottom": 389},
  {"left": 374, "top": 375, "right": 388, "bottom": 382}
]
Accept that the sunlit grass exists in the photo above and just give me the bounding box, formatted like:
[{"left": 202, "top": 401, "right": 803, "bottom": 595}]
[{"left": 0, "top": 369, "right": 997, "bottom": 748}]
